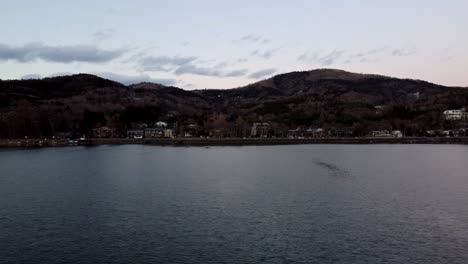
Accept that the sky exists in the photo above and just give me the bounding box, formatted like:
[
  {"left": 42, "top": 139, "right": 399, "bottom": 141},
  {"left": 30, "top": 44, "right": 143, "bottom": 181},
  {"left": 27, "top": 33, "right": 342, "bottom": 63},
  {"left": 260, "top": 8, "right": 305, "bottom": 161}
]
[{"left": 1, "top": 0, "right": 467, "bottom": 89}]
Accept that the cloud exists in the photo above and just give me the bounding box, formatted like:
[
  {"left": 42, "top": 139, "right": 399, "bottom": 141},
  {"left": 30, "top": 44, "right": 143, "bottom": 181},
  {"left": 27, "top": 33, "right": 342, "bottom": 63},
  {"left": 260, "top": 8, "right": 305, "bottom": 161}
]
[
  {"left": 0, "top": 42, "right": 126, "bottom": 63},
  {"left": 343, "top": 48, "right": 387, "bottom": 63},
  {"left": 233, "top": 34, "right": 271, "bottom": 44},
  {"left": 93, "top": 29, "right": 115, "bottom": 41},
  {"left": 299, "top": 47, "right": 413, "bottom": 66},
  {"left": 138, "top": 55, "right": 197, "bottom": 72},
  {"left": 137, "top": 53, "right": 248, "bottom": 78},
  {"left": 353, "top": 47, "right": 387, "bottom": 58},
  {"left": 298, "top": 50, "right": 345, "bottom": 66},
  {"left": 392, "top": 48, "right": 414, "bottom": 57},
  {"left": 248, "top": 68, "right": 277, "bottom": 79},
  {"left": 94, "top": 72, "right": 178, "bottom": 86},
  {"left": 173, "top": 63, "right": 248, "bottom": 78},
  {"left": 174, "top": 64, "right": 222, "bottom": 76},
  {"left": 316, "top": 50, "right": 345, "bottom": 66},
  {"left": 241, "top": 34, "right": 262, "bottom": 42},
  {"left": 251, "top": 49, "right": 275, "bottom": 60},
  {"left": 298, "top": 52, "right": 318, "bottom": 64},
  {"left": 224, "top": 69, "right": 249, "bottom": 77}
]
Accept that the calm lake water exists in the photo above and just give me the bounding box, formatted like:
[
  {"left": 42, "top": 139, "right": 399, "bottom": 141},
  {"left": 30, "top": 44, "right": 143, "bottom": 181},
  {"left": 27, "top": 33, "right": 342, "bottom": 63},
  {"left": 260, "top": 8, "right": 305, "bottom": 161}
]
[{"left": 1, "top": 144, "right": 468, "bottom": 263}]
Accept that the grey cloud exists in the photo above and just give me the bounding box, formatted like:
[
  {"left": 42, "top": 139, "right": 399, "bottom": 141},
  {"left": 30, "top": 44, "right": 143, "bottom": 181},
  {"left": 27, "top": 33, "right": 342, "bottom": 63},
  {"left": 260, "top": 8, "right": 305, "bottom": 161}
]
[
  {"left": 174, "top": 63, "right": 248, "bottom": 78},
  {"left": 138, "top": 54, "right": 248, "bottom": 78},
  {"left": 298, "top": 52, "right": 318, "bottom": 63},
  {"left": 316, "top": 50, "right": 345, "bottom": 66},
  {"left": 353, "top": 47, "right": 387, "bottom": 58},
  {"left": 139, "top": 55, "right": 197, "bottom": 72},
  {"left": 346, "top": 48, "right": 387, "bottom": 63},
  {"left": 233, "top": 34, "right": 271, "bottom": 45},
  {"left": 0, "top": 42, "right": 126, "bottom": 63},
  {"left": 251, "top": 49, "right": 275, "bottom": 60},
  {"left": 241, "top": 35, "right": 261, "bottom": 42},
  {"left": 299, "top": 47, "right": 411, "bottom": 66},
  {"left": 94, "top": 72, "right": 177, "bottom": 86},
  {"left": 248, "top": 68, "right": 277, "bottom": 79},
  {"left": 298, "top": 50, "right": 345, "bottom": 66},
  {"left": 392, "top": 48, "right": 414, "bottom": 57},
  {"left": 214, "top": 61, "right": 228, "bottom": 68},
  {"left": 224, "top": 69, "right": 249, "bottom": 77},
  {"left": 174, "top": 64, "right": 222, "bottom": 76},
  {"left": 93, "top": 29, "right": 115, "bottom": 41}
]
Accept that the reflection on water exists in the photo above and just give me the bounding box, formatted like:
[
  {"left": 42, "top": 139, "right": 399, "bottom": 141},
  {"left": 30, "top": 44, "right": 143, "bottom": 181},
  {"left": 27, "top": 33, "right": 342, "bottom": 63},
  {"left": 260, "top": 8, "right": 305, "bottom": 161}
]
[{"left": 314, "top": 160, "right": 351, "bottom": 177}]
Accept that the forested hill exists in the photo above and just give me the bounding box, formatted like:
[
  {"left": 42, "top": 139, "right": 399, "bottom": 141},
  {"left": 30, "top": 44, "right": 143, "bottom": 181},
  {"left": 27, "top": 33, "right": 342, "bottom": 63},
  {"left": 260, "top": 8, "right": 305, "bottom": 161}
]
[{"left": 1, "top": 69, "right": 467, "bottom": 138}]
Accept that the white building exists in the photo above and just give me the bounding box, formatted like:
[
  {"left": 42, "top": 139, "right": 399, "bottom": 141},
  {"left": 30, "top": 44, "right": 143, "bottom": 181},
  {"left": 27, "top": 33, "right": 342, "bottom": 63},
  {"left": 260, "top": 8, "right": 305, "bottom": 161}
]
[
  {"left": 391, "top": 130, "right": 403, "bottom": 138},
  {"left": 443, "top": 109, "right": 467, "bottom": 120},
  {"left": 163, "top": 129, "right": 173, "bottom": 138},
  {"left": 372, "top": 130, "right": 390, "bottom": 137},
  {"left": 250, "top": 123, "right": 271, "bottom": 137}
]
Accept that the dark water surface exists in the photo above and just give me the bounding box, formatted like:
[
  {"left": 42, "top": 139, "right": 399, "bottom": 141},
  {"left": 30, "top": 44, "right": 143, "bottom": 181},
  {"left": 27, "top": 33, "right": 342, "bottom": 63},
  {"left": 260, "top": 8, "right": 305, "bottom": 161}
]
[{"left": 1, "top": 144, "right": 468, "bottom": 263}]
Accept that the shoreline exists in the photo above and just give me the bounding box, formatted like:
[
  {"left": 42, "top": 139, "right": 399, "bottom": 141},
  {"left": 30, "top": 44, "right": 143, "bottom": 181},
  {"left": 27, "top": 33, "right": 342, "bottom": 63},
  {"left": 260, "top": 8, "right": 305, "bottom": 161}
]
[{"left": 1, "top": 137, "right": 468, "bottom": 148}]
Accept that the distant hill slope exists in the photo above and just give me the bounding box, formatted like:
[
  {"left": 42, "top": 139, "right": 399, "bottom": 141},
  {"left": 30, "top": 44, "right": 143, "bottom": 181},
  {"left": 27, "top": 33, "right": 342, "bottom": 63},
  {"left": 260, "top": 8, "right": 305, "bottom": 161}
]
[{"left": 1, "top": 69, "right": 467, "bottom": 138}]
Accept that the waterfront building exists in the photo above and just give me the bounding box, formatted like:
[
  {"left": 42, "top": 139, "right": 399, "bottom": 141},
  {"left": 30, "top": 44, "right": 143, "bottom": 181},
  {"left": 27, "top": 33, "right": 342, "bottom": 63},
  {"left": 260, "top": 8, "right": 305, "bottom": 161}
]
[
  {"left": 92, "top": 127, "right": 118, "bottom": 138},
  {"left": 251, "top": 123, "right": 271, "bottom": 138},
  {"left": 372, "top": 130, "right": 391, "bottom": 137},
  {"left": 127, "top": 130, "right": 144, "bottom": 139},
  {"left": 443, "top": 108, "right": 467, "bottom": 120}
]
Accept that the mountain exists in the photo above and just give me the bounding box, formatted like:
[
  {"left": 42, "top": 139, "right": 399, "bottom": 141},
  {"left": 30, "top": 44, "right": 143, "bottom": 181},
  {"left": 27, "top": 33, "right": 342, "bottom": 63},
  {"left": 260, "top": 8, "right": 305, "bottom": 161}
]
[{"left": 1, "top": 69, "right": 467, "bottom": 138}]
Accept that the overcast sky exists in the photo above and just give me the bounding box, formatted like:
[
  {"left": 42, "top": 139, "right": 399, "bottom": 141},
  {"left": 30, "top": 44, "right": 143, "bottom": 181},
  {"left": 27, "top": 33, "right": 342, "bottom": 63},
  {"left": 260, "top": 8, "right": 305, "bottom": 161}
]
[{"left": 1, "top": 0, "right": 467, "bottom": 89}]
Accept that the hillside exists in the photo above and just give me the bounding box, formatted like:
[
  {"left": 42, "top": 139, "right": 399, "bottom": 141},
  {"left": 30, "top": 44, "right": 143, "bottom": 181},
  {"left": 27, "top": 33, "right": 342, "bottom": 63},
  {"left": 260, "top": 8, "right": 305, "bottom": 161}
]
[{"left": 1, "top": 69, "right": 467, "bottom": 138}]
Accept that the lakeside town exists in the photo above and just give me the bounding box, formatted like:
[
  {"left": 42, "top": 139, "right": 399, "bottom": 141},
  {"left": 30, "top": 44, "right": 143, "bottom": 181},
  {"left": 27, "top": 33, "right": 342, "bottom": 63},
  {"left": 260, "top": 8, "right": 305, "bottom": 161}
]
[
  {"left": 2, "top": 107, "right": 467, "bottom": 148},
  {"left": 77, "top": 107, "right": 468, "bottom": 139}
]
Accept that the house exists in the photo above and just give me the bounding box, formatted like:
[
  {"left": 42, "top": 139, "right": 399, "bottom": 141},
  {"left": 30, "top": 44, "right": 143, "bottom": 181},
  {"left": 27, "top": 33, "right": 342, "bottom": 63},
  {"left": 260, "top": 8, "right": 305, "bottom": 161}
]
[
  {"left": 330, "top": 128, "right": 354, "bottom": 137},
  {"left": 391, "top": 130, "right": 403, "bottom": 138},
  {"left": 184, "top": 124, "right": 199, "bottom": 137},
  {"left": 443, "top": 108, "right": 467, "bottom": 120},
  {"left": 127, "top": 129, "right": 144, "bottom": 139},
  {"left": 144, "top": 127, "right": 164, "bottom": 138},
  {"left": 163, "top": 129, "right": 174, "bottom": 138},
  {"left": 287, "top": 127, "right": 305, "bottom": 138},
  {"left": 211, "top": 129, "right": 224, "bottom": 138},
  {"left": 251, "top": 123, "right": 271, "bottom": 138},
  {"left": 144, "top": 127, "right": 174, "bottom": 138},
  {"left": 372, "top": 130, "right": 390, "bottom": 137},
  {"left": 306, "top": 128, "right": 327, "bottom": 138},
  {"left": 53, "top": 132, "right": 72, "bottom": 139},
  {"left": 92, "top": 127, "right": 117, "bottom": 138}
]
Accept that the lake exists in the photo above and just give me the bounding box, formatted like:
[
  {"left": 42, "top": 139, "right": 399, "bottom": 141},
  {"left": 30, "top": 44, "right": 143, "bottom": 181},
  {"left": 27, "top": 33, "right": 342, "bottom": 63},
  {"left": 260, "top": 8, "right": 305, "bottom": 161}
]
[{"left": 1, "top": 144, "right": 468, "bottom": 263}]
